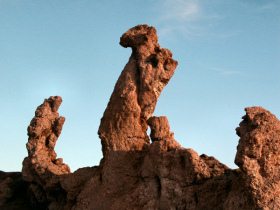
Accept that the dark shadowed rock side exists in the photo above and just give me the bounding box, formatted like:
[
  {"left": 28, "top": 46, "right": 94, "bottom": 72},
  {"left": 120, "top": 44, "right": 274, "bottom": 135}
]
[{"left": 1, "top": 25, "right": 279, "bottom": 210}]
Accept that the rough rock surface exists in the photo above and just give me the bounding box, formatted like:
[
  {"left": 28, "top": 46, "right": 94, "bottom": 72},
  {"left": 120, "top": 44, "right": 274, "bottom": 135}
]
[
  {"left": 235, "top": 107, "right": 280, "bottom": 209},
  {"left": 0, "top": 171, "right": 31, "bottom": 210},
  {"left": 22, "top": 96, "right": 70, "bottom": 179},
  {"left": 98, "top": 25, "right": 178, "bottom": 155},
  {"left": 21, "top": 96, "right": 70, "bottom": 209},
  {"left": 0, "top": 25, "right": 279, "bottom": 210}
]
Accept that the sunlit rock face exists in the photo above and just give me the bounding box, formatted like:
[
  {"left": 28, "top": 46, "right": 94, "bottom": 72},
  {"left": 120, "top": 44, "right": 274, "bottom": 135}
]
[
  {"left": 235, "top": 107, "right": 280, "bottom": 210},
  {"left": 22, "top": 96, "right": 70, "bottom": 182},
  {"left": 98, "top": 25, "right": 178, "bottom": 156},
  {"left": 0, "top": 25, "right": 279, "bottom": 210}
]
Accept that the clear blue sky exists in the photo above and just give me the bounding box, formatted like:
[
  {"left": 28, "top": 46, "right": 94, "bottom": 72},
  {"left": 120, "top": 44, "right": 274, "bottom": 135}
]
[{"left": 0, "top": 0, "right": 279, "bottom": 172}]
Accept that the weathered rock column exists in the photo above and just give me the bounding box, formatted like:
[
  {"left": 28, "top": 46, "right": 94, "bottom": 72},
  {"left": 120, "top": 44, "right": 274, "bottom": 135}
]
[
  {"left": 98, "top": 25, "right": 178, "bottom": 155},
  {"left": 22, "top": 96, "right": 70, "bottom": 185}
]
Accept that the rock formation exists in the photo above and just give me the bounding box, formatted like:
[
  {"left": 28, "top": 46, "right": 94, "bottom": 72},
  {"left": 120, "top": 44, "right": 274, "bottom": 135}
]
[
  {"left": 22, "top": 96, "right": 70, "bottom": 182},
  {"left": 98, "top": 25, "right": 177, "bottom": 155},
  {"left": 0, "top": 25, "right": 279, "bottom": 210},
  {"left": 235, "top": 107, "right": 280, "bottom": 209},
  {"left": 22, "top": 96, "right": 70, "bottom": 209}
]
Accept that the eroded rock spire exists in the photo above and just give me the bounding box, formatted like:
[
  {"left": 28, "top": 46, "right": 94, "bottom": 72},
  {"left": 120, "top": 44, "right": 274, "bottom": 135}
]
[
  {"left": 98, "top": 25, "right": 178, "bottom": 155},
  {"left": 22, "top": 96, "right": 70, "bottom": 185}
]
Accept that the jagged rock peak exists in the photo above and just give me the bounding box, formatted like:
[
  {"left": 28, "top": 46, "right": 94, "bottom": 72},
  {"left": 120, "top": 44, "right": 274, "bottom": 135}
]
[
  {"left": 22, "top": 96, "right": 70, "bottom": 184},
  {"left": 98, "top": 24, "right": 178, "bottom": 155}
]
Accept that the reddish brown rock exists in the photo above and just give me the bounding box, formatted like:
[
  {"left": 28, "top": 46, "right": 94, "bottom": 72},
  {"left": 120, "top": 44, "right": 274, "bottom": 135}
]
[
  {"left": 0, "top": 171, "right": 31, "bottom": 210},
  {"left": 235, "top": 107, "right": 280, "bottom": 209},
  {"left": 22, "top": 96, "right": 70, "bottom": 184},
  {"left": 0, "top": 25, "right": 279, "bottom": 210},
  {"left": 147, "top": 116, "right": 181, "bottom": 152},
  {"left": 148, "top": 116, "right": 174, "bottom": 142},
  {"left": 98, "top": 25, "right": 178, "bottom": 155},
  {"left": 66, "top": 25, "right": 245, "bottom": 210},
  {"left": 20, "top": 96, "right": 70, "bottom": 209}
]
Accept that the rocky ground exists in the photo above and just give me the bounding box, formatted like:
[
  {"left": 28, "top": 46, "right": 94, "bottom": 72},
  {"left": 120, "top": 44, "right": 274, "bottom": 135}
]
[{"left": 1, "top": 25, "right": 279, "bottom": 210}]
